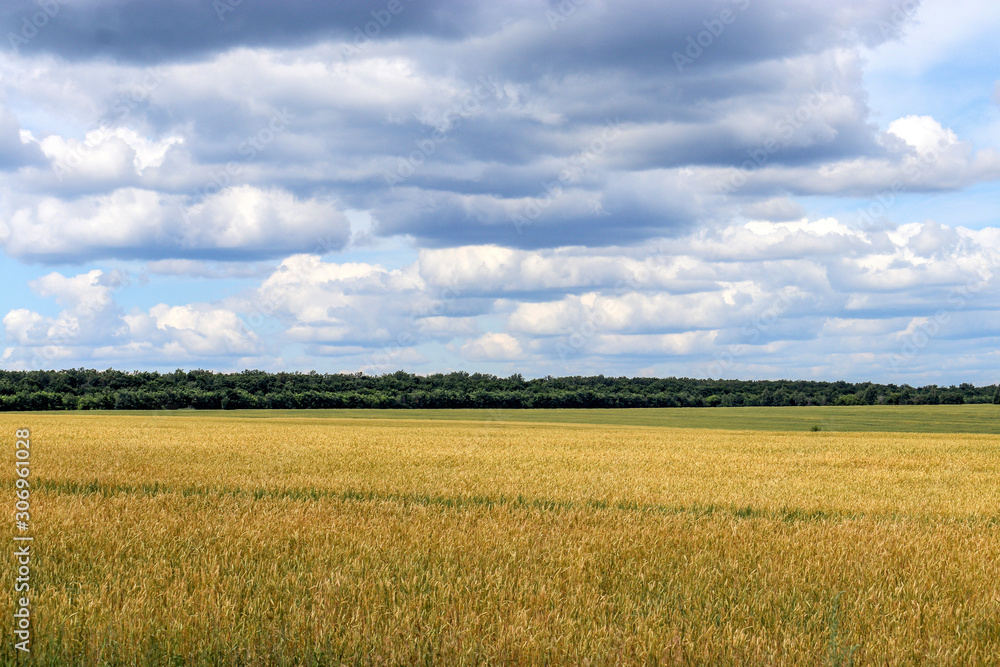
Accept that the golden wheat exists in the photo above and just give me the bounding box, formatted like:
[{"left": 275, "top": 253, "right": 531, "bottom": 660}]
[{"left": 1, "top": 412, "right": 998, "bottom": 665}]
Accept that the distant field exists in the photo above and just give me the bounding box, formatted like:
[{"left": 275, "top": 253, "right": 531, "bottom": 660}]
[
  {"left": 2, "top": 410, "right": 999, "bottom": 664},
  {"left": 96, "top": 402, "right": 1000, "bottom": 433}
]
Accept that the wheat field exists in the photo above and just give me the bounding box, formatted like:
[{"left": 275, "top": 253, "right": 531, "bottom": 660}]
[{"left": 2, "top": 411, "right": 999, "bottom": 665}]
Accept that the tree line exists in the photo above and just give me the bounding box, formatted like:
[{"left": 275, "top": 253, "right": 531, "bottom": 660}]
[{"left": 0, "top": 368, "right": 997, "bottom": 411}]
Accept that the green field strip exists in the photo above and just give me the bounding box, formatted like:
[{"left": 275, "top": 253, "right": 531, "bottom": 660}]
[{"left": 36, "top": 404, "right": 1000, "bottom": 433}]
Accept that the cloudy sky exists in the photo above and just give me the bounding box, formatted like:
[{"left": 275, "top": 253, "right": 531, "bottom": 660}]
[{"left": 1, "top": 0, "right": 998, "bottom": 383}]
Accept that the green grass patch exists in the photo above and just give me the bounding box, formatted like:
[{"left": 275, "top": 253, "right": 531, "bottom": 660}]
[{"left": 53, "top": 403, "right": 1000, "bottom": 433}]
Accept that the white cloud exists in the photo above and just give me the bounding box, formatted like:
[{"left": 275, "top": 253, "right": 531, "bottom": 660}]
[
  {"left": 1, "top": 270, "right": 126, "bottom": 352},
  {"left": 31, "top": 269, "right": 124, "bottom": 311},
  {"left": 247, "top": 254, "right": 448, "bottom": 358},
  {"left": 26, "top": 127, "right": 183, "bottom": 179},
  {"left": 461, "top": 333, "right": 523, "bottom": 361},
  {"left": 588, "top": 331, "right": 713, "bottom": 357},
  {"left": 0, "top": 186, "right": 350, "bottom": 261},
  {"left": 418, "top": 245, "right": 663, "bottom": 294},
  {"left": 887, "top": 115, "right": 957, "bottom": 155},
  {"left": 126, "top": 305, "right": 261, "bottom": 357},
  {"left": 2, "top": 310, "right": 46, "bottom": 346},
  {"left": 2, "top": 269, "right": 260, "bottom": 365},
  {"left": 507, "top": 288, "right": 803, "bottom": 337}
]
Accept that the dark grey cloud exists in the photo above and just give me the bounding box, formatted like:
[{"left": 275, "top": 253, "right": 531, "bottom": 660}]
[
  {"left": 3, "top": 0, "right": 967, "bottom": 261},
  {"left": 2, "top": 0, "right": 487, "bottom": 63},
  {"left": 370, "top": 171, "right": 708, "bottom": 250},
  {"left": 412, "top": 0, "right": 912, "bottom": 82}
]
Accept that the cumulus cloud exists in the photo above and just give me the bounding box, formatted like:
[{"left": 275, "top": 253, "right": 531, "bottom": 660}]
[
  {"left": 123, "top": 305, "right": 261, "bottom": 357},
  {"left": 245, "top": 254, "right": 482, "bottom": 371},
  {"left": 4, "top": 216, "right": 999, "bottom": 379},
  {"left": 23, "top": 126, "right": 183, "bottom": 181},
  {"left": 2, "top": 270, "right": 125, "bottom": 350},
  {"left": 460, "top": 332, "right": 523, "bottom": 361},
  {"left": 2, "top": 310, "right": 46, "bottom": 347},
  {"left": 887, "top": 115, "right": 956, "bottom": 154},
  {"left": 0, "top": 186, "right": 350, "bottom": 261},
  {"left": 1, "top": 269, "right": 260, "bottom": 368}
]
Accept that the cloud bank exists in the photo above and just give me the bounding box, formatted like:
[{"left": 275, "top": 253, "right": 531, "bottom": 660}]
[{"left": 2, "top": 0, "right": 999, "bottom": 383}]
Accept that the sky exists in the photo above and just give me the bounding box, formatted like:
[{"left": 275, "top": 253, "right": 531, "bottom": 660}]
[{"left": 0, "top": 0, "right": 998, "bottom": 384}]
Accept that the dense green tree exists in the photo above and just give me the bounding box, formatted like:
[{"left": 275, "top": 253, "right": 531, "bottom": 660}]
[{"left": 0, "top": 369, "right": 997, "bottom": 411}]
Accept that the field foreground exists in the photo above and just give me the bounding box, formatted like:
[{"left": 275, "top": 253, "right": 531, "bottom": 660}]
[{"left": 2, "top": 409, "right": 999, "bottom": 665}]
